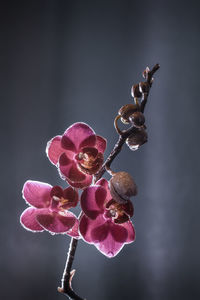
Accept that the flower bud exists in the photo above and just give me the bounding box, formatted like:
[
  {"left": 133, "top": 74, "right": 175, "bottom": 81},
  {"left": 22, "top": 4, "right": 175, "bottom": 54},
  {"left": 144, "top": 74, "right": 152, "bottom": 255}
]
[
  {"left": 109, "top": 171, "right": 137, "bottom": 204},
  {"left": 139, "top": 82, "right": 150, "bottom": 93},
  {"left": 129, "top": 111, "right": 145, "bottom": 128},
  {"left": 142, "top": 66, "right": 150, "bottom": 79},
  {"left": 126, "top": 128, "right": 148, "bottom": 151},
  {"left": 118, "top": 104, "right": 138, "bottom": 124},
  {"left": 131, "top": 84, "right": 142, "bottom": 98}
]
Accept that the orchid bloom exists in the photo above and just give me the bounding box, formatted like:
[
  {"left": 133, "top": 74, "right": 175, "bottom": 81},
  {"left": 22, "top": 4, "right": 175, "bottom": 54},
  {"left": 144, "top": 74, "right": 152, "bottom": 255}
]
[
  {"left": 46, "top": 122, "right": 107, "bottom": 188},
  {"left": 20, "top": 180, "right": 79, "bottom": 236},
  {"left": 79, "top": 179, "right": 135, "bottom": 258}
]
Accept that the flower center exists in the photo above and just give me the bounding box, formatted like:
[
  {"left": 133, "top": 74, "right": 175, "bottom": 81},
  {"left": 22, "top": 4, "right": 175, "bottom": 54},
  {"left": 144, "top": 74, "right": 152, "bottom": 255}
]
[
  {"left": 104, "top": 199, "right": 130, "bottom": 224},
  {"left": 52, "top": 196, "right": 69, "bottom": 210},
  {"left": 76, "top": 148, "right": 103, "bottom": 175}
]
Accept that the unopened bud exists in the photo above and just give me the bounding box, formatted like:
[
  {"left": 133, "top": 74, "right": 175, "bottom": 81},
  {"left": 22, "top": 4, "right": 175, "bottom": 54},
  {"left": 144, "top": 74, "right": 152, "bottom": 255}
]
[
  {"left": 139, "top": 82, "right": 150, "bottom": 93},
  {"left": 129, "top": 111, "right": 145, "bottom": 128},
  {"left": 142, "top": 67, "right": 150, "bottom": 79},
  {"left": 131, "top": 84, "right": 142, "bottom": 98},
  {"left": 118, "top": 104, "right": 139, "bottom": 124},
  {"left": 126, "top": 128, "right": 148, "bottom": 151},
  {"left": 109, "top": 171, "right": 137, "bottom": 204}
]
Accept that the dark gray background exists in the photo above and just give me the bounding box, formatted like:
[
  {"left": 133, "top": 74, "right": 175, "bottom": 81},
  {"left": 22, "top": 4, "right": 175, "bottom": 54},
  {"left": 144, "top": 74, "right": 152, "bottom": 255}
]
[{"left": 1, "top": 0, "right": 200, "bottom": 299}]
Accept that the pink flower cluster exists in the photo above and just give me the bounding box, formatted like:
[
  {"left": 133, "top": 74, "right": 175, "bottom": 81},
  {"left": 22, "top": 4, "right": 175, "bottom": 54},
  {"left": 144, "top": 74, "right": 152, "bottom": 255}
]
[{"left": 20, "top": 122, "right": 135, "bottom": 257}]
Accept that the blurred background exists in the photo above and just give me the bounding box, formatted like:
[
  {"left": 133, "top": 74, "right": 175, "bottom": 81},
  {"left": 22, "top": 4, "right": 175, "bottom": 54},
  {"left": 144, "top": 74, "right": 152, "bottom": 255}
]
[{"left": 1, "top": 0, "right": 200, "bottom": 299}]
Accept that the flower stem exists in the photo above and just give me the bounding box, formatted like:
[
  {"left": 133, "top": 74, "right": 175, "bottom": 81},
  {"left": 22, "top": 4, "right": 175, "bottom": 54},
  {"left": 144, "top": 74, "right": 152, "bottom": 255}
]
[{"left": 58, "top": 63, "right": 160, "bottom": 300}]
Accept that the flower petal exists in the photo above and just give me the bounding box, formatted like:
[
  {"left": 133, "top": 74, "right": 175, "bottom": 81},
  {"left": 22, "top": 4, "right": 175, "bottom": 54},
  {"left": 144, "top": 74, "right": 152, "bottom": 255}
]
[
  {"left": 62, "top": 187, "right": 79, "bottom": 209},
  {"left": 96, "top": 178, "right": 112, "bottom": 205},
  {"left": 95, "top": 232, "right": 126, "bottom": 258},
  {"left": 20, "top": 207, "right": 44, "bottom": 232},
  {"left": 91, "top": 223, "right": 109, "bottom": 242},
  {"left": 61, "top": 123, "right": 96, "bottom": 152},
  {"left": 120, "top": 220, "right": 136, "bottom": 244},
  {"left": 46, "top": 135, "right": 63, "bottom": 165},
  {"left": 59, "top": 153, "right": 86, "bottom": 182},
  {"left": 79, "top": 214, "right": 106, "bottom": 243},
  {"left": 109, "top": 222, "right": 128, "bottom": 243},
  {"left": 67, "top": 176, "right": 93, "bottom": 189},
  {"left": 95, "top": 136, "right": 107, "bottom": 153},
  {"left": 66, "top": 218, "right": 80, "bottom": 239},
  {"left": 22, "top": 180, "right": 52, "bottom": 208},
  {"left": 36, "top": 210, "right": 77, "bottom": 234},
  {"left": 81, "top": 186, "right": 107, "bottom": 219}
]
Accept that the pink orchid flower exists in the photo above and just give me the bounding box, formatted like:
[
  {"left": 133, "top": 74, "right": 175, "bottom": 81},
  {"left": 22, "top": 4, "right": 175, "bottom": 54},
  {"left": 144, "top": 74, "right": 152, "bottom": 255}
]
[
  {"left": 20, "top": 180, "right": 79, "bottom": 236},
  {"left": 79, "top": 179, "right": 135, "bottom": 258},
  {"left": 46, "top": 122, "right": 107, "bottom": 189}
]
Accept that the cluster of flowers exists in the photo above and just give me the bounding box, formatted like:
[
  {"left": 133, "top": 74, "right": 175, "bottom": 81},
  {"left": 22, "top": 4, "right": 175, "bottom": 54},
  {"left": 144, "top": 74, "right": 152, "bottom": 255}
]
[{"left": 20, "top": 123, "right": 135, "bottom": 257}]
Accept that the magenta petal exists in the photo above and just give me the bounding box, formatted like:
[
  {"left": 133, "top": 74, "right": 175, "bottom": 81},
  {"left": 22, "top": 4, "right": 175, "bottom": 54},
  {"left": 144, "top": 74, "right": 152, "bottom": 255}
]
[
  {"left": 36, "top": 211, "right": 76, "bottom": 234},
  {"left": 59, "top": 153, "right": 86, "bottom": 182},
  {"left": 22, "top": 180, "right": 52, "bottom": 208},
  {"left": 110, "top": 223, "right": 128, "bottom": 243},
  {"left": 96, "top": 178, "right": 112, "bottom": 204},
  {"left": 79, "top": 214, "right": 105, "bottom": 243},
  {"left": 91, "top": 223, "right": 109, "bottom": 242},
  {"left": 46, "top": 135, "right": 63, "bottom": 165},
  {"left": 95, "top": 232, "right": 125, "bottom": 258},
  {"left": 81, "top": 186, "right": 107, "bottom": 219},
  {"left": 62, "top": 123, "right": 96, "bottom": 152},
  {"left": 66, "top": 218, "right": 80, "bottom": 239},
  {"left": 120, "top": 221, "right": 136, "bottom": 244},
  {"left": 95, "top": 136, "right": 107, "bottom": 153},
  {"left": 20, "top": 207, "right": 44, "bottom": 232},
  {"left": 67, "top": 176, "right": 93, "bottom": 189}
]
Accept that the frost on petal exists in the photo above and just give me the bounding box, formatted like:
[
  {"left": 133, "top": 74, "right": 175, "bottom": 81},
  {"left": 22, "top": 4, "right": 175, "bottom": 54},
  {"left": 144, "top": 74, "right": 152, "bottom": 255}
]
[
  {"left": 95, "top": 136, "right": 107, "bottom": 153},
  {"left": 46, "top": 135, "right": 63, "bottom": 165},
  {"left": 120, "top": 220, "right": 136, "bottom": 244},
  {"left": 20, "top": 207, "right": 44, "bottom": 232},
  {"left": 36, "top": 211, "right": 76, "bottom": 234},
  {"left": 81, "top": 186, "right": 106, "bottom": 219},
  {"left": 22, "top": 181, "right": 52, "bottom": 208},
  {"left": 59, "top": 153, "right": 86, "bottom": 182},
  {"left": 66, "top": 218, "right": 80, "bottom": 239},
  {"left": 62, "top": 123, "right": 96, "bottom": 152}
]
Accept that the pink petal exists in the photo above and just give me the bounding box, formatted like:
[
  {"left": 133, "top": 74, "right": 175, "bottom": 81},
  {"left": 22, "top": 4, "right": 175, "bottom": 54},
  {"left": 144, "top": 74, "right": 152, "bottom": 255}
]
[
  {"left": 20, "top": 207, "right": 44, "bottom": 232},
  {"left": 59, "top": 153, "right": 86, "bottom": 182},
  {"left": 81, "top": 186, "right": 107, "bottom": 219},
  {"left": 36, "top": 210, "right": 77, "bottom": 234},
  {"left": 79, "top": 214, "right": 106, "bottom": 243},
  {"left": 91, "top": 223, "right": 109, "bottom": 242},
  {"left": 61, "top": 123, "right": 96, "bottom": 152},
  {"left": 95, "top": 232, "right": 126, "bottom": 258},
  {"left": 96, "top": 178, "right": 112, "bottom": 205},
  {"left": 120, "top": 220, "right": 136, "bottom": 244},
  {"left": 66, "top": 218, "right": 80, "bottom": 239},
  {"left": 67, "top": 176, "right": 93, "bottom": 189},
  {"left": 46, "top": 135, "right": 63, "bottom": 165},
  {"left": 109, "top": 222, "right": 128, "bottom": 243},
  {"left": 22, "top": 180, "right": 52, "bottom": 208},
  {"left": 95, "top": 136, "right": 107, "bottom": 153},
  {"left": 50, "top": 186, "right": 64, "bottom": 198},
  {"left": 62, "top": 187, "right": 79, "bottom": 209}
]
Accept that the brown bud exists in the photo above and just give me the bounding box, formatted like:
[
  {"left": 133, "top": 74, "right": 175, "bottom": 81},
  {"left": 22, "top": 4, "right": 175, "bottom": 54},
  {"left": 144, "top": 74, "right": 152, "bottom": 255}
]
[
  {"left": 131, "top": 84, "right": 142, "bottom": 98},
  {"left": 126, "top": 128, "right": 148, "bottom": 151},
  {"left": 139, "top": 82, "right": 150, "bottom": 93},
  {"left": 142, "top": 67, "right": 150, "bottom": 79},
  {"left": 118, "top": 104, "right": 138, "bottom": 124},
  {"left": 109, "top": 171, "right": 137, "bottom": 204},
  {"left": 129, "top": 111, "right": 145, "bottom": 128}
]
